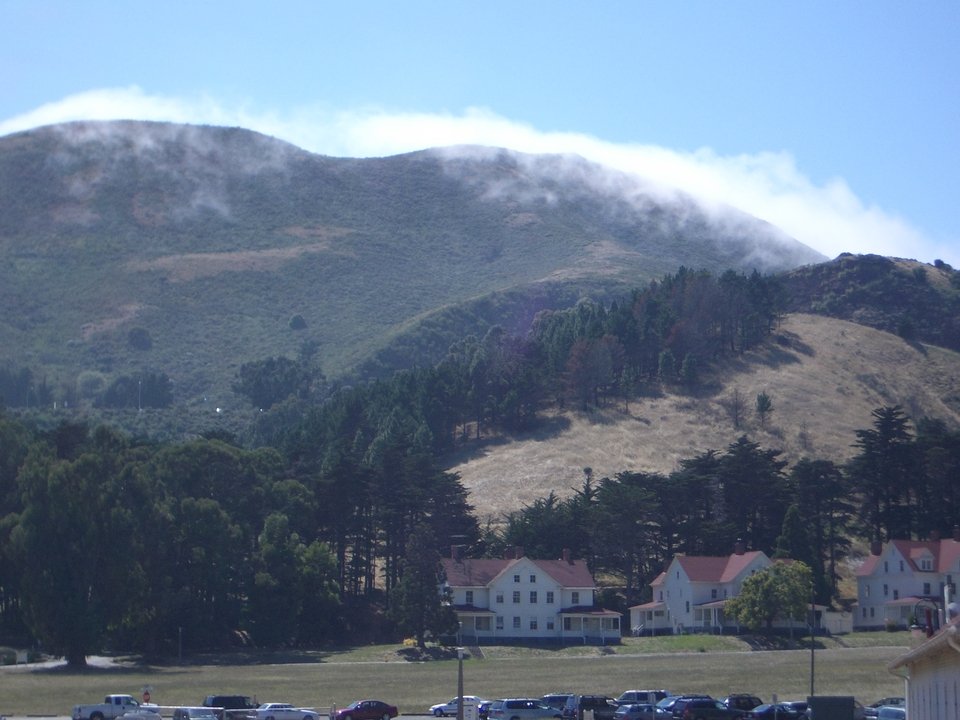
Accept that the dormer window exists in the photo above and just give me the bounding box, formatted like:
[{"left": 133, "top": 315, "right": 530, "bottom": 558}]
[{"left": 921, "top": 558, "right": 933, "bottom": 571}]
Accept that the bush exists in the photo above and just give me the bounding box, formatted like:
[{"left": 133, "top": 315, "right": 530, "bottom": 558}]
[{"left": 289, "top": 314, "right": 307, "bottom": 330}]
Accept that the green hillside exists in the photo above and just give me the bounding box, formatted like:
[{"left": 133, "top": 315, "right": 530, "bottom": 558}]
[{"left": 0, "top": 121, "right": 823, "bottom": 420}]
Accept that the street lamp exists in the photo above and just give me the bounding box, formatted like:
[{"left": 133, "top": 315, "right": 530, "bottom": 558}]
[{"left": 456, "top": 646, "right": 464, "bottom": 720}]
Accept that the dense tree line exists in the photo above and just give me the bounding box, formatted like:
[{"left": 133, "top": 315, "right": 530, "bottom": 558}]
[{"left": 3, "top": 401, "right": 957, "bottom": 661}]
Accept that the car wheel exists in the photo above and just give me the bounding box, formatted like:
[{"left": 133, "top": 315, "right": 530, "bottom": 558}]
[
  {"left": 91, "top": 714, "right": 104, "bottom": 720},
  {"left": 434, "top": 712, "right": 444, "bottom": 718},
  {"left": 304, "top": 715, "right": 315, "bottom": 720},
  {"left": 382, "top": 715, "right": 391, "bottom": 720}
]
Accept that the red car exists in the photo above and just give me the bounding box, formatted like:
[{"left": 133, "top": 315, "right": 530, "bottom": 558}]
[{"left": 332, "top": 701, "right": 398, "bottom": 720}]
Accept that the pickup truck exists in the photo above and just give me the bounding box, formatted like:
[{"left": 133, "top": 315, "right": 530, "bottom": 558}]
[{"left": 73, "top": 695, "right": 155, "bottom": 720}]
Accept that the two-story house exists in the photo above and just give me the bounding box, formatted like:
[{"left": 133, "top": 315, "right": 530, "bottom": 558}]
[
  {"left": 854, "top": 533, "right": 960, "bottom": 630},
  {"left": 440, "top": 547, "right": 620, "bottom": 644},
  {"left": 629, "top": 544, "right": 772, "bottom": 634}
]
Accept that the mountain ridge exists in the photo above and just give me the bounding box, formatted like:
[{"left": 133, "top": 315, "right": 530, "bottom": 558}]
[{"left": 0, "top": 120, "right": 825, "bottom": 409}]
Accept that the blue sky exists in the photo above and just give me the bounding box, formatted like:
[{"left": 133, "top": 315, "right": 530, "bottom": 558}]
[{"left": 3, "top": 0, "right": 959, "bottom": 266}]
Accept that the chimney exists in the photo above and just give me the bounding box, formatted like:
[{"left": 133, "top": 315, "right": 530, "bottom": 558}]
[
  {"left": 562, "top": 548, "right": 571, "bottom": 563},
  {"left": 871, "top": 540, "right": 882, "bottom": 556},
  {"left": 504, "top": 547, "right": 514, "bottom": 560},
  {"left": 515, "top": 545, "right": 524, "bottom": 558},
  {"left": 733, "top": 541, "right": 745, "bottom": 556}
]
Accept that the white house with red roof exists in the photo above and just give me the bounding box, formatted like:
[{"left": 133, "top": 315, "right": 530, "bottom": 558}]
[
  {"left": 887, "top": 611, "right": 960, "bottom": 719},
  {"left": 628, "top": 543, "right": 772, "bottom": 634},
  {"left": 854, "top": 533, "right": 960, "bottom": 630},
  {"left": 440, "top": 547, "right": 621, "bottom": 643}
]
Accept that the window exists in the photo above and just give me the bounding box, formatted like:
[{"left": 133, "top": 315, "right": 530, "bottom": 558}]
[
  {"left": 496, "top": 592, "right": 504, "bottom": 604},
  {"left": 530, "top": 591, "right": 538, "bottom": 604},
  {"left": 513, "top": 616, "right": 521, "bottom": 629},
  {"left": 711, "top": 589, "right": 717, "bottom": 599},
  {"left": 923, "top": 582, "right": 931, "bottom": 595},
  {"left": 546, "top": 591, "right": 554, "bottom": 604},
  {"left": 884, "top": 561, "right": 889, "bottom": 572},
  {"left": 465, "top": 590, "right": 473, "bottom": 605},
  {"left": 496, "top": 616, "right": 504, "bottom": 630},
  {"left": 862, "top": 607, "right": 867, "bottom": 618},
  {"left": 865, "top": 585, "right": 870, "bottom": 597},
  {"left": 921, "top": 559, "right": 933, "bottom": 571},
  {"left": 883, "top": 584, "right": 888, "bottom": 597},
  {"left": 900, "top": 560, "right": 904, "bottom": 571},
  {"left": 870, "top": 607, "right": 875, "bottom": 618},
  {"left": 563, "top": 617, "right": 573, "bottom": 631},
  {"left": 529, "top": 618, "right": 538, "bottom": 630},
  {"left": 603, "top": 618, "right": 618, "bottom": 630},
  {"left": 572, "top": 591, "right": 580, "bottom": 604},
  {"left": 685, "top": 601, "right": 690, "bottom": 613},
  {"left": 893, "top": 590, "right": 899, "bottom": 600},
  {"left": 530, "top": 574, "right": 537, "bottom": 583},
  {"left": 513, "top": 574, "right": 520, "bottom": 583},
  {"left": 476, "top": 616, "right": 491, "bottom": 631},
  {"left": 546, "top": 619, "right": 554, "bottom": 630},
  {"left": 512, "top": 591, "right": 521, "bottom": 603}
]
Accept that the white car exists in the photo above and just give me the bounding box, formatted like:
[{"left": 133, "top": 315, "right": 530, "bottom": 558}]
[
  {"left": 429, "top": 697, "right": 489, "bottom": 717},
  {"left": 255, "top": 704, "right": 318, "bottom": 720}
]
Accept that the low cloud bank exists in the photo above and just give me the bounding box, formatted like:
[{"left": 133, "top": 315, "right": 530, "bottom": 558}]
[{"left": 2, "top": 87, "right": 955, "bottom": 267}]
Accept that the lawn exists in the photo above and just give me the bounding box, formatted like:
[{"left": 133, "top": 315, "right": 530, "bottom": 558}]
[{"left": 0, "top": 635, "right": 912, "bottom": 717}]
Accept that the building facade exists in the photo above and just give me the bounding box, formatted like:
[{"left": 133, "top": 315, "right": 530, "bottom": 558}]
[
  {"left": 854, "top": 535, "right": 960, "bottom": 630},
  {"left": 440, "top": 548, "right": 620, "bottom": 644},
  {"left": 629, "top": 545, "right": 772, "bottom": 634}
]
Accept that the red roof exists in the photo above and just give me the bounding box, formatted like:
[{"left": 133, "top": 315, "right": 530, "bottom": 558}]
[
  {"left": 675, "top": 550, "right": 767, "bottom": 583},
  {"left": 441, "top": 556, "right": 595, "bottom": 588},
  {"left": 856, "top": 539, "right": 960, "bottom": 576}
]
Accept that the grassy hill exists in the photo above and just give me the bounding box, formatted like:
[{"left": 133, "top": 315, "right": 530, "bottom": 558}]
[
  {"left": 0, "top": 121, "right": 823, "bottom": 414},
  {"left": 448, "top": 312, "right": 960, "bottom": 521}
]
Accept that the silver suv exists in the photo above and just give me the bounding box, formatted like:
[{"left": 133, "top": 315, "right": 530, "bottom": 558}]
[{"left": 488, "top": 700, "right": 563, "bottom": 720}]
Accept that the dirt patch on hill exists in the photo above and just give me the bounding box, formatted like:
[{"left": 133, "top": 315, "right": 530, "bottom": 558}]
[
  {"left": 126, "top": 230, "right": 354, "bottom": 282},
  {"left": 448, "top": 313, "right": 960, "bottom": 522}
]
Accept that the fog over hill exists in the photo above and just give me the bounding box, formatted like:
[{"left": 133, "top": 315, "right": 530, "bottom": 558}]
[{"left": 0, "top": 120, "right": 824, "bottom": 411}]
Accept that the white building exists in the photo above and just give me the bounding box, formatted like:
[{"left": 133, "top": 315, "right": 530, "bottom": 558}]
[
  {"left": 629, "top": 544, "right": 772, "bottom": 634},
  {"left": 887, "top": 617, "right": 960, "bottom": 719},
  {"left": 854, "top": 534, "right": 960, "bottom": 630},
  {"left": 440, "top": 547, "right": 620, "bottom": 644}
]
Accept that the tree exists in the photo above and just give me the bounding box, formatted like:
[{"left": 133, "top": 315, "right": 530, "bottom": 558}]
[
  {"left": 755, "top": 392, "right": 773, "bottom": 429},
  {"left": 388, "top": 524, "right": 456, "bottom": 649},
  {"left": 726, "top": 561, "right": 813, "bottom": 632}
]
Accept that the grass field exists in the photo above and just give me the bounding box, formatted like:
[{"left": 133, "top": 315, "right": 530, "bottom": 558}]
[{"left": 0, "top": 634, "right": 913, "bottom": 716}]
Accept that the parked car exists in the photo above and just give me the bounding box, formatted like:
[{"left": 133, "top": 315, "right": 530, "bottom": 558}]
[
  {"left": 202, "top": 696, "right": 258, "bottom": 720},
  {"left": 875, "top": 708, "right": 905, "bottom": 720},
  {"left": 488, "top": 699, "right": 563, "bottom": 720},
  {"left": 863, "top": 699, "right": 904, "bottom": 719},
  {"left": 563, "top": 695, "right": 618, "bottom": 720},
  {"left": 331, "top": 701, "right": 398, "bottom": 720},
  {"left": 120, "top": 710, "right": 162, "bottom": 720},
  {"left": 743, "top": 704, "right": 805, "bottom": 719},
  {"left": 655, "top": 697, "right": 711, "bottom": 717},
  {"left": 174, "top": 709, "right": 219, "bottom": 720},
  {"left": 255, "top": 704, "right": 317, "bottom": 720},
  {"left": 721, "top": 697, "right": 762, "bottom": 713},
  {"left": 613, "top": 703, "right": 659, "bottom": 720},
  {"left": 670, "top": 698, "right": 744, "bottom": 720},
  {"left": 430, "top": 698, "right": 491, "bottom": 718},
  {"left": 542, "top": 696, "right": 577, "bottom": 712},
  {"left": 616, "top": 692, "right": 672, "bottom": 707}
]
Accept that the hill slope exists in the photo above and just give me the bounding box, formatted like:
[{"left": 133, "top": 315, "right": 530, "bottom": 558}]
[
  {"left": 448, "top": 312, "right": 960, "bottom": 520},
  {"left": 0, "top": 121, "right": 823, "bottom": 408}
]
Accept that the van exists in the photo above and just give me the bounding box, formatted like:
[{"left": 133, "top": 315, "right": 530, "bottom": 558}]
[{"left": 614, "top": 692, "right": 671, "bottom": 707}]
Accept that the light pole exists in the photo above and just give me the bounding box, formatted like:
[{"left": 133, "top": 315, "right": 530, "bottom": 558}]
[{"left": 456, "top": 646, "right": 464, "bottom": 720}]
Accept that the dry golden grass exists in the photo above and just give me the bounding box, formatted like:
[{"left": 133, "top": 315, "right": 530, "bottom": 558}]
[{"left": 450, "top": 313, "right": 960, "bottom": 523}]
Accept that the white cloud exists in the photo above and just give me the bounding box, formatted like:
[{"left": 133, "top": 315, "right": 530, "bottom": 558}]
[{"left": 1, "top": 87, "right": 955, "bottom": 266}]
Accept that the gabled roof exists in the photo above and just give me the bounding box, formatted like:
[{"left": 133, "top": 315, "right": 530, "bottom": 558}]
[
  {"left": 856, "top": 539, "right": 960, "bottom": 576},
  {"left": 441, "top": 556, "right": 595, "bottom": 588},
  {"left": 673, "top": 550, "right": 768, "bottom": 583}
]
